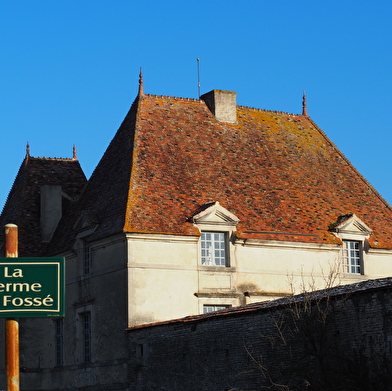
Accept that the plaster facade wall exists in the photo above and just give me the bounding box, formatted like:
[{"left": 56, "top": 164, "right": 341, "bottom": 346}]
[
  {"left": 126, "top": 234, "right": 200, "bottom": 327},
  {"left": 126, "top": 232, "right": 392, "bottom": 327},
  {"left": 127, "top": 282, "right": 392, "bottom": 391}
]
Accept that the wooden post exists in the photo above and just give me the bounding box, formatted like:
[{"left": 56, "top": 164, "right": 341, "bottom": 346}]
[{"left": 4, "top": 224, "right": 19, "bottom": 391}]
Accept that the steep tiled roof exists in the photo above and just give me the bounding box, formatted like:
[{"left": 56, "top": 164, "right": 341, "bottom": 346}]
[
  {"left": 123, "top": 94, "right": 392, "bottom": 247},
  {"left": 50, "top": 91, "right": 392, "bottom": 253},
  {"left": 47, "top": 99, "right": 139, "bottom": 253},
  {"left": 0, "top": 156, "right": 86, "bottom": 256}
]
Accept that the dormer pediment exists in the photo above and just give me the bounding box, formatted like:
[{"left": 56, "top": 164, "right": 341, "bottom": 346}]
[
  {"left": 73, "top": 210, "right": 99, "bottom": 236},
  {"left": 192, "top": 201, "right": 239, "bottom": 227},
  {"left": 330, "top": 213, "right": 372, "bottom": 240}
]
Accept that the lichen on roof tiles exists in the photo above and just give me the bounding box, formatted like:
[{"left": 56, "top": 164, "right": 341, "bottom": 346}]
[{"left": 41, "top": 92, "right": 392, "bottom": 251}]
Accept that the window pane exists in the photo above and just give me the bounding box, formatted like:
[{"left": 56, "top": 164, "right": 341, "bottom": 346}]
[
  {"left": 203, "top": 305, "right": 230, "bottom": 313},
  {"left": 83, "top": 241, "right": 93, "bottom": 275},
  {"left": 342, "top": 241, "right": 361, "bottom": 274},
  {"left": 55, "top": 319, "right": 64, "bottom": 366},
  {"left": 83, "top": 312, "right": 92, "bottom": 362},
  {"left": 201, "top": 232, "right": 228, "bottom": 266}
]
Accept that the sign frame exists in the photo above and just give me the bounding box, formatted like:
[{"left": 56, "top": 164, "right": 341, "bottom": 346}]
[{"left": 0, "top": 257, "right": 65, "bottom": 318}]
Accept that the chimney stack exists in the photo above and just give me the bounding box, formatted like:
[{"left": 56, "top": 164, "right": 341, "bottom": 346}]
[
  {"left": 40, "top": 185, "right": 62, "bottom": 242},
  {"left": 201, "top": 90, "right": 237, "bottom": 124}
]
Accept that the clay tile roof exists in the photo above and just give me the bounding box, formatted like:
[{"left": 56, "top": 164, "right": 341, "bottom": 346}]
[
  {"left": 51, "top": 92, "right": 392, "bottom": 252},
  {"left": 123, "top": 94, "right": 392, "bottom": 248},
  {"left": 0, "top": 156, "right": 87, "bottom": 256}
]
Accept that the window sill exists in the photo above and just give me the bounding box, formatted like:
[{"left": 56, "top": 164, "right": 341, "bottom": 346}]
[
  {"left": 199, "top": 266, "right": 236, "bottom": 272},
  {"left": 341, "top": 273, "right": 366, "bottom": 279}
]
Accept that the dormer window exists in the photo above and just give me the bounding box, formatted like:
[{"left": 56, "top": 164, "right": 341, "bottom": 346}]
[
  {"left": 201, "top": 232, "right": 227, "bottom": 266},
  {"left": 191, "top": 201, "right": 239, "bottom": 268},
  {"left": 329, "top": 213, "right": 372, "bottom": 276},
  {"left": 342, "top": 240, "right": 361, "bottom": 274}
]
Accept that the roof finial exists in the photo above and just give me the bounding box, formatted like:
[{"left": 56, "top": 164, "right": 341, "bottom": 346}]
[
  {"left": 302, "top": 90, "right": 308, "bottom": 116},
  {"left": 197, "top": 58, "right": 201, "bottom": 98},
  {"left": 138, "top": 67, "right": 144, "bottom": 95},
  {"left": 26, "top": 142, "right": 30, "bottom": 158},
  {"left": 73, "top": 144, "right": 77, "bottom": 160}
]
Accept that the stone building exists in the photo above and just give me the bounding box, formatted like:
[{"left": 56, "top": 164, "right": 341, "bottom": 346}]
[{"left": 1, "top": 74, "right": 392, "bottom": 389}]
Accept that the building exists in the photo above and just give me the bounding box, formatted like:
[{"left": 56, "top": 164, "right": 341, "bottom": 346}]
[{"left": 1, "top": 74, "right": 392, "bottom": 389}]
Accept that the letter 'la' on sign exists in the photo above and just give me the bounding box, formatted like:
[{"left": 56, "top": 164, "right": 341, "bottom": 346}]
[{"left": 0, "top": 257, "right": 65, "bottom": 318}]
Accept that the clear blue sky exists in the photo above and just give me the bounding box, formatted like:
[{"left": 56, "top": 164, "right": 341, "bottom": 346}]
[{"left": 1, "top": 1, "right": 392, "bottom": 211}]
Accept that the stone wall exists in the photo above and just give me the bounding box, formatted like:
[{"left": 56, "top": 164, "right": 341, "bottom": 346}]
[{"left": 128, "top": 278, "right": 392, "bottom": 391}]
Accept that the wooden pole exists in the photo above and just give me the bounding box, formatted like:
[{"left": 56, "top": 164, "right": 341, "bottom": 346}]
[{"left": 4, "top": 224, "right": 19, "bottom": 391}]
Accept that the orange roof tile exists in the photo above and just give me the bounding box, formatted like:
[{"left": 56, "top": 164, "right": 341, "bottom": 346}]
[
  {"left": 119, "top": 94, "right": 392, "bottom": 248},
  {"left": 49, "top": 92, "right": 392, "bottom": 252}
]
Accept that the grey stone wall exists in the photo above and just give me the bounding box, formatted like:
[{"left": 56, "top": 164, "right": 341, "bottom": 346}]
[{"left": 128, "top": 280, "right": 392, "bottom": 391}]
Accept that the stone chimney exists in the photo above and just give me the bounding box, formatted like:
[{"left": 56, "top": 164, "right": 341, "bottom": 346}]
[
  {"left": 40, "top": 185, "right": 62, "bottom": 242},
  {"left": 201, "top": 90, "right": 237, "bottom": 124}
]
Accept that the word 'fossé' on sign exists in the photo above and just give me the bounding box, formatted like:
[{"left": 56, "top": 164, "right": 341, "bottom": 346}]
[{"left": 1, "top": 267, "right": 54, "bottom": 307}]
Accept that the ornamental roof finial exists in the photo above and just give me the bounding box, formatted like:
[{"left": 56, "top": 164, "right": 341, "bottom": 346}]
[
  {"left": 26, "top": 142, "right": 30, "bottom": 158},
  {"left": 302, "top": 90, "right": 308, "bottom": 117},
  {"left": 138, "top": 67, "right": 144, "bottom": 96},
  {"left": 73, "top": 144, "right": 77, "bottom": 160}
]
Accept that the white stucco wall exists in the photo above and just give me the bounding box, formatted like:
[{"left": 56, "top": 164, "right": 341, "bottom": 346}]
[{"left": 126, "top": 233, "right": 392, "bottom": 327}]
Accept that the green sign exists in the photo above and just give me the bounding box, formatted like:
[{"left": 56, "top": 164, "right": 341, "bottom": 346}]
[{"left": 0, "top": 257, "right": 65, "bottom": 317}]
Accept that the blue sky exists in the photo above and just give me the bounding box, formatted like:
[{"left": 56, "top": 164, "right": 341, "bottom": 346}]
[{"left": 1, "top": 1, "right": 392, "bottom": 211}]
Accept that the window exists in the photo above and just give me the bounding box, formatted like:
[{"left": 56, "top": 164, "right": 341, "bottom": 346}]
[
  {"left": 329, "top": 214, "right": 370, "bottom": 276},
  {"left": 342, "top": 240, "right": 361, "bottom": 274},
  {"left": 54, "top": 319, "right": 64, "bottom": 366},
  {"left": 201, "top": 232, "right": 228, "bottom": 266},
  {"left": 136, "top": 342, "right": 148, "bottom": 365},
  {"left": 83, "top": 241, "right": 93, "bottom": 275},
  {"left": 203, "top": 305, "right": 231, "bottom": 313},
  {"left": 82, "top": 312, "right": 92, "bottom": 362}
]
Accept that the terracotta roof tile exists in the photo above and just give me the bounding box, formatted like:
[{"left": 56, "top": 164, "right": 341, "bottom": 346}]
[
  {"left": 49, "top": 92, "right": 392, "bottom": 252},
  {"left": 119, "top": 94, "right": 392, "bottom": 248}
]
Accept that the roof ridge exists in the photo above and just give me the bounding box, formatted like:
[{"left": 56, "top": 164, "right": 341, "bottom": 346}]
[
  {"left": 28, "top": 156, "right": 77, "bottom": 161},
  {"left": 144, "top": 94, "right": 302, "bottom": 116},
  {"left": 237, "top": 104, "right": 302, "bottom": 117},
  {"left": 144, "top": 93, "right": 201, "bottom": 102}
]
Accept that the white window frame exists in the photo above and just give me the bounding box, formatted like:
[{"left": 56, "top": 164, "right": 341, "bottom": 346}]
[
  {"left": 192, "top": 201, "right": 239, "bottom": 269},
  {"left": 203, "top": 304, "right": 231, "bottom": 313},
  {"left": 330, "top": 214, "right": 371, "bottom": 277},
  {"left": 201, "top": 231, "right": 228, "bottom": 267},
  {"left": 342, "top": 240, "right": 362, "bottom": 274}
]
